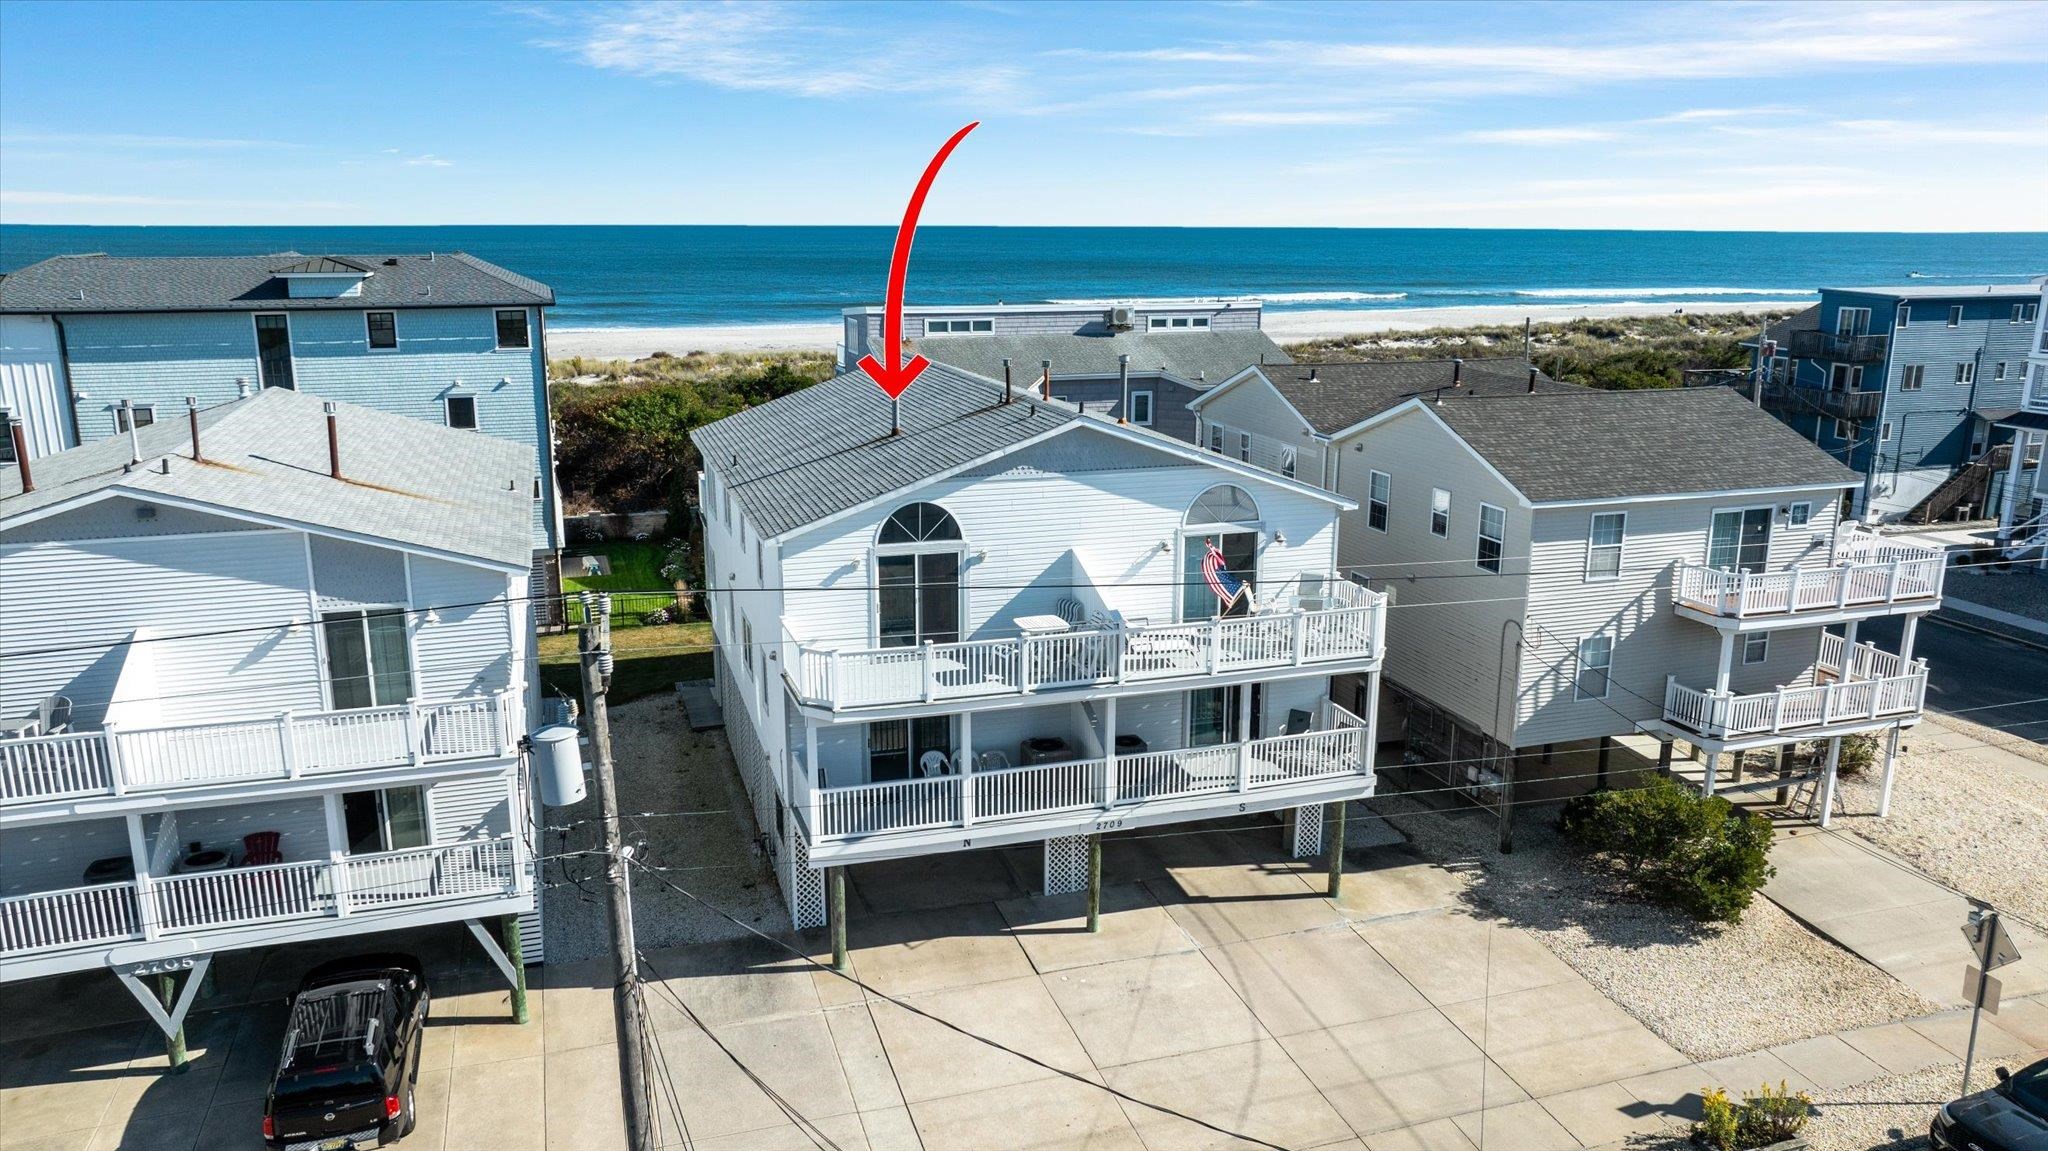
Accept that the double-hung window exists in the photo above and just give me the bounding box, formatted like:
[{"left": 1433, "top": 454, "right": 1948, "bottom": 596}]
[
  {"left": 1585, "top": 512, "right": 1625, "bottom": 581},
  {"left": 1237, "top": 432, "right": 1251, "bottom": 462},
  {"left": 1994, "top": 362, "right": 2007, "bottom": 382},
  {"left": 1895, "top": 301, "right": 1911, "bottom": 328},
  {"left": 1279, "top": 446, "right": 1296, "bottom": 480},
  {"left": 1367, "top": 470, "right": 1390, "bottom": 532},
  {"left": 495, "top": 309, "right": 530, "bottom": 349},
  {"left": 321, "top": 608, "right": 414, "bottom": 709},
  {"left": 1429, "top": 488, "right": 1450, "bottom": 537},
  {"left": 1476, "top": 503, "right": 1505, "bottom": 573},
  {"left": 1207, "top": 425, "right": 1224, "bottom": 454},
  {"left": 1955, "top": 362, "right": 1976, "bottom": 386},
  {"left": 1129, "top": 390, "right": 1153, "bottom": 426},
  {"left": 1575, "top": 635, "right": 1612, "bottom": 700},
  {"left": 1742, "top": 633, "right": 1769, "bottom": 665},
  {"left": 366, "top": 311, "right": 397, "bottom": 349},
  {"left": 1899, "top": 365, "right": 1923, "bottom": 391}
]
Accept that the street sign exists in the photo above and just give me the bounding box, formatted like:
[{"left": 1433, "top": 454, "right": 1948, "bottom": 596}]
[
  {"left": 1962, "top": 915, "right": 2022, "bottom": 971},
  {"left": 1962, "top": 965, "right": 2003, "bottom": 1016}
]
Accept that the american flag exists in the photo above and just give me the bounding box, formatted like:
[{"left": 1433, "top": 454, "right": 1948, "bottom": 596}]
[{"left": 1201, "top": 539, "right": 1252, "bottom": 611}]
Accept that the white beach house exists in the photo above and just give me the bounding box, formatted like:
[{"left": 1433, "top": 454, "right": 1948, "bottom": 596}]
[
  {"left": 692, "top": 364, "right": 1386, "bottom": 929},
  {"left": 0, "top": 390, "right": 542, "bottom": 1034}
]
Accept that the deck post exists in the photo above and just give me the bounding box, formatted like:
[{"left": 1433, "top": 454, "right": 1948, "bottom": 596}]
[
  {"left": 959, "top": 711, "right": 976, "bottom": 826},
  {"left": 1086, "top": 833, "right": 1102, "bottom": 933},
  {"left": 502, "top": 915, "right": 529, "bottom": 1024},
  {"left": 1498, "top": 750, "right": 1515, "bottom": 854},
  {"left": 1777, "top": 743, "right": 1793, "bottom": 807},
  {"left": 1714, "top": 633, "right": 1734, "bottom": 694},
  {"left": 828, "top": 867, "right": 849, "bottom": 973},
  {"left": 1596, "top": 736, "right": 1612, "bottom": 791},
  {"left": 1842, "top": 620, "right": 1860, "bottom": 668},
  {"left": 1656, "top": 740, "right": 1673, "bottom": 769},
  {"left": 1818, "top": 736, "right": 1842, "bottom": 827},
  {"left": 1102, "top": 697, "right": 1118, "bottom": 806},
  {"left": 157, "top": 973, "right": 188, "bottom": 1071},
  {"left": 1900, "top": 615, "right": 1919, "bottom": 663},
  {"left": 1878, "top": 726, "right": 1901, "bottom": 818},
  {"left": 1541, "top": 742, "right": 1553, "bottom": 765},
  {"left": 1326, "top": 799, "right": 1348, "bottom": 897},
  {"left": 1703, "top": 751, "right": 1719, "bottom": 797}
]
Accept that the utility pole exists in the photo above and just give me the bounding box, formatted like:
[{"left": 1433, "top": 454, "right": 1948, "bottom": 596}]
[{"left": 580, "top": 594, "right": 653, "bottom": 1151}]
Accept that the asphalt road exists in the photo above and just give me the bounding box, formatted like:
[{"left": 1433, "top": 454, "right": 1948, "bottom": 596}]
[{"left": 1856, "top": 613, "right": 2048, "bottom": 746}]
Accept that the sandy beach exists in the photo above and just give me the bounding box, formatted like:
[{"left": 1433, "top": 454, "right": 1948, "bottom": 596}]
[{"left": 544, "top": 299, "right": 1812, "bottom": 360}]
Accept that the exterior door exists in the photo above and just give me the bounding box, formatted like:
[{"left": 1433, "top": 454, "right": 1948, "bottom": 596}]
[
  {"left": 1188, "top": 684, "right": 1261, "bottom": 747},
  {"left": 1708, "top": 508, "right": 1772, "bottom": 573},
  {"left": 866, "top": 716, "right": 951, "bottom": 782},
  {"left": 877, "top": 552, "right": 960, "bottom": 646},
  {"left": 255, "top": 314, "right": 295, "bottom": 390},
  {"left": 321, "top": 609, "right": 414, "bottom": 709},
  {"left": 1180, "top": 531, "right": 1258, "bottom": 620}
]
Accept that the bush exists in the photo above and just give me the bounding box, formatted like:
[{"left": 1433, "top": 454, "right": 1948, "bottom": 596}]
[
  {"left": 1836, "top": 734, "right": 1877, "bottom": 778},
  {"left": 1692, "top": 1081, "right": 1813, "bottom": 1149},
  {"left": 1559, "top": 776, "right": 1776, "bottom": 923}
]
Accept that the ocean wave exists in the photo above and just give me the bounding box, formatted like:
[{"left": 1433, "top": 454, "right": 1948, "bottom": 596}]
[
  {"left": 1510, "top": 287, "right": 1817, "bottom": 299},
  {"left": 1047, "top": 291, "right": 1405, "bottom": 306}
]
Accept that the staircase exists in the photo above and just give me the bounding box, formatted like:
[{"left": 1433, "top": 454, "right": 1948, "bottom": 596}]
[{"left": 1907, "top": 444, "right": 2010, "bottom": 525}]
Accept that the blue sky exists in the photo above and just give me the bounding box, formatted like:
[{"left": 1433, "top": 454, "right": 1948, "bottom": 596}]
[{"left": 2, "top": 0, "right": 2044, "bottom": 230}]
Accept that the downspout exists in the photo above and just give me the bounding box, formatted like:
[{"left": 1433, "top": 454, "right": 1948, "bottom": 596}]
[{"left": 50, "top": 315, "right": 83, "bottom": 448}]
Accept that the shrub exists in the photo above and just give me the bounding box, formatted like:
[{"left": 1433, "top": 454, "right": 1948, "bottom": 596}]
[
  {"left": 1692, "top": 1087, "right": 1739, "bottom": 1151},
  {"left": 1836, "top": 734, "right": 1877, "bottom": 778},
  {"left": 1559, "top": 776, "right": 1776, "bottom": 923},
  {"left": 1692, "top": 1081, "right": 1813, "bottom": 1149}
]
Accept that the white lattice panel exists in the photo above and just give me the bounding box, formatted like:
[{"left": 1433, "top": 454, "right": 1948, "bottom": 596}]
[
  {"left": 1043, "top": 835, "right": 1090, "bottom": 895},
  {"left": 1290, "top": 804, "right": 1326, "bottom": 858},
  {"left": 785, "top": 827, "right": 827, "bottom": 930}
]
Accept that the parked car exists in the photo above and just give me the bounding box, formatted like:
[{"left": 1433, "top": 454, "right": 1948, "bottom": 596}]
[
  {"left": 263, "top": 954, "right": 429, "bottom": 1149},
  {"left": 1930, "top": 1057, "right": 2048, "bottom": 1151}
]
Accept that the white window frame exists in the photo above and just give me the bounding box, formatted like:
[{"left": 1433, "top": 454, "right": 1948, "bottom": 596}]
[
  {"left": 1899, "top": 364, "right": 1923, "bottom": 391},
  {"left": 1129, "top": 390, "right": 1153, "bottom": 426},
  {"left": 1191, "top": 316, "right": 1209, "bottom": 328},
  {"left": 113, "top": 403, "right": 157, "bottom": 432},
  {"left": 1575, "top": 634, "right": 1612, "bottom": 701},
  {"left": 1832, "top": 418, "right": 1853, "bottom": 441},
  {"left": 1881, "top": 420, "right": 1894, "bottom": 442},
  {"left": 1585, "top": 511, "right": 1625, "bottom": 582},
  {"left": 1994, "top": 361, "right": 2007, "bottom": 382},
  {"left": 1278, "top": 445, "right": 1297, "bottom": 480},
  {"left": 1237, "top": 432, "right": 1251, "bottom": 463},
  {"left": 1367, "top": 470, "right": 1391, "bottom": 533},
  {"left": 1787, "top": 501, "right": 1812, "bottom": 527},
  {"left": 1955, "top": 362, "right": 1976, "bottom": 386},
  {"left": 443, "top": 394, "right": 479, "bottom": 430},
  {"left": 924, "top": 317, "right": 992, "bottom": 334},
  {"left": 1476, "top": 503, "right": 1505, "bottom": 573},
  {"left": 1835, "top": 307, "right": 1871, "bottom": 336},
  {"left": 1429, "top": 488, "right": 1450, "bottom": 537},
  {"left": 1830, "top": 363, "right": 1864, "bottom": 391},
  {"left": 1947, "top": 305, "right": 1963, "bottom": 328},
  {"left": 1742, "top": 633, "right": 1769, "bottom": 665},
  {"left": 1206, "top": 424, "right": 1224, "bottom": 454},
  {"left": 2014, "top": 304, "right": 2029, "bottom": 325},
  {"left": 1895, "top": 301, "right": 1910, "bottom": 328},
  {"left": 365, "top": 310, "right": 398, "bottom": 351}
]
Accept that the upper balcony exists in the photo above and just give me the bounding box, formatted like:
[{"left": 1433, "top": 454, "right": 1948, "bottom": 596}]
[
  {"left": 1758, "top": 380, "right": 1883, "bottom": 423},
  {"left": 0, "top": 690, "right": 522, "bottom": 816},
  {"left": 1658, "top": 634, "right": 1926, "bottom": 749},
  {"left": 1673, "top": 534, "right": 1945, "bottom": 630},
  {"left": 786, "top": 578, "right": 1386, "bottom": 714},
  {"left": 1790, "top": 329, "right": 1888, "bottom": 364}
]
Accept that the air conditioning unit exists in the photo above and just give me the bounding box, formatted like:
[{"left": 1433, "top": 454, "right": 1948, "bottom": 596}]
[{"left": 1106, "top": 306, "right": 1134, "bottom": 331}]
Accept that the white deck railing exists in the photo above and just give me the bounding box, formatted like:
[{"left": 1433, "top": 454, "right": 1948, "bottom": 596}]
[
  {"left": 1674, "top": 536, "right": 1944, "bottom": 620},
  {"left": 790, "top": 586, "right": 1386, "bottom": 711},
  {"left": 0, "top": 837, "right": 522, "bottom": 959},
  {"left": 805, "top": 725, "right": 1367, "bottom": 842},
  {"left": 1662, "top": 661, "right": 1927, "bottom": 741},
  {"left": 0, "top": 690, "right": 521, "bottom": 808}
]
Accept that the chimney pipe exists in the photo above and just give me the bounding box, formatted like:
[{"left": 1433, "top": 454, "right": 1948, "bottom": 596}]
[
  {"left": 1040, "top": 359, "right": 1052, "bottom": 401},
  {"left": 186, "top": 396, "right": 202, "bottom": 461},
  {"left": 1001, "top": 357, "right": 1013, "bottom": 405},
  {"left": 324, "top": 401, "right": 342, "bottom": 480},
  {"left": 1527, "top": 367, "right": 1539, "bottom": 394},
  {"left": 235, "top": 377, "right": 251, "bottom": 399},
  {"left": 9, "top": 424, "right": 31, "bottom": 493},
  {"left": 890, "top": 398, "right": 901, "bottom": 437},
  {"left": 1118, "top": 354, "right": 1131, "bottom": 424},
  {"left": 1451, "top": 358, "right": 1464, "bottom": 389},
  {"left": 121, "top": 399, "right": 141, "bottom": 467}
]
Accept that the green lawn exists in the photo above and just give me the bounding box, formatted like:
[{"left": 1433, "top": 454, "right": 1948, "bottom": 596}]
[
  {"left": 561, "top": 539, "right": 683, "bottom": 627},
  {"left": 539, "top": 619, "right": 713, "bottom": 703}
]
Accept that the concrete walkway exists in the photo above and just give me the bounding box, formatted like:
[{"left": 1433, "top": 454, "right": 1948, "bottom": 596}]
[{"left": 1765, "top": 827, "right": 2048, "bottom": 1006}]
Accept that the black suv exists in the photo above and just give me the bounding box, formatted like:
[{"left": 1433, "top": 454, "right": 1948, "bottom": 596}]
[
  {"left": 1930, "top": 1057, "right": 2048, "bottom": 1151},
  {"left": 263, "top": 954, "right": 430, "bottom": 1150}
]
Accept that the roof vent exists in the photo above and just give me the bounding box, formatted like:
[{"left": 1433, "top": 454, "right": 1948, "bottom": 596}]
[
  {"left": 1451, "top": 358, "right": 1465, "bottom": 389},
  {"left": 1308, "top": 368, "right": 1319, "bottom": 383},
  {"left": 383, "top": 258, "right": 399, "bottom": 267}
]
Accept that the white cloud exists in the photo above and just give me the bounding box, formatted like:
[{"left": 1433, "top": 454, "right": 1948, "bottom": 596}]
[
  {"left": 1210, "top": 109, "right": 1390, "bottom": 126},
  {"left": 1463, "top": 126, "right": 1619, "bottom": 145},
  {"left": 403, "top": 153, "right": 455, "bottom": 167}
]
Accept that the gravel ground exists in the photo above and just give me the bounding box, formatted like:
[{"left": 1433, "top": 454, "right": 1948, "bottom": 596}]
[
  {"left": 1798, "top": 1061, "right": 1969, "bottom": 1151},
  {"left": 1367, "top": 794, "right": 1937, "bottom": 1061},
  {"left": 1944, "top": 568, "right": 2048, "bottom": 623},
  {"left": 1836, "top": 712, "right": 2048, "bottom": 928},
  {"left": 541, "top": 694, "right": 787, "bottom": 963}
]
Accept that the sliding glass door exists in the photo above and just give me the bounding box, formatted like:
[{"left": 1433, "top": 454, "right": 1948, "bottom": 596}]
[{"left": 1707, "top": 508, "right": 1772, "bottom": 574}]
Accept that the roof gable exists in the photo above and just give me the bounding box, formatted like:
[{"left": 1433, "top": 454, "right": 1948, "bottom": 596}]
[{"left": 0, "top": 252, "right": 552, "bottom": 313}]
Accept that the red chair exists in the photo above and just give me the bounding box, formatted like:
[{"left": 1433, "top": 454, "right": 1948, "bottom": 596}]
[{"left": 242, "top": 831, "right": 283, "bottom": 866}]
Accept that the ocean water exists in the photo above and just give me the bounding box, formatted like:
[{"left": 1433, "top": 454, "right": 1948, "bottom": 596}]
[{"left": 3, "top": 225, "right": 2042, "bottom": 329}]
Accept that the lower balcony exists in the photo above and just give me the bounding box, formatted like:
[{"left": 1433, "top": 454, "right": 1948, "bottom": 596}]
[
  {"left": 0, "top": 836, "right": 524, "bottom": 972},
  {"left": 1659, "top": 640, "right": 1926, "bottom": 746},
  {"left": 0, "top": 690, "right": 522, "bottom": 812}
]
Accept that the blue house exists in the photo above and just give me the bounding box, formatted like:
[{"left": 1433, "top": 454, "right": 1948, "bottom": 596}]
[
  {"left": 1757, "top": 284, "right": 2039, "bottom": 520},
  {"left": 0, "top": 252, "right": 562, "bottom": 591}
]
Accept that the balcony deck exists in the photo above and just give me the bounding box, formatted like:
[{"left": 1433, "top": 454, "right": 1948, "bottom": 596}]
[
  {"left": 0, "top": 836, "right": 525, "bottom": 973},
  {"left": 0, "top": 690, "right": 522, "bottom": 815},
  {"left": 792, "top": 706, "right": 1372, "bottom": 862},
  {"left": 1790, "top": 329, "right": 1888, "bottom": 364},
  {"left": 788, "top": 582, "right": 1385, "bottom": 713},
  {"left": 1657, "top": 635, "right": 1926, "bottom": 750},
  {"left": 1673, "top": 535, "right": 1944, "bottom": 629}
]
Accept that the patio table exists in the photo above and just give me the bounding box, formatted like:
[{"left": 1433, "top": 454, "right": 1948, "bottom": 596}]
[{"left": 1013, "top": 614, "right": 1071, "bottom": 636}]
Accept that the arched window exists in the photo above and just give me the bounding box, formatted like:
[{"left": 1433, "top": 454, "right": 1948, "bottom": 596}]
[
  {"left": 878, "top": 502, "right": 961, "bottom": 545},
  {"left": 875, "top": 503, "right": 962, "bottom": 647},
  {"left": 1184, "top": 484, "right": 1259, "bottom": 527}
]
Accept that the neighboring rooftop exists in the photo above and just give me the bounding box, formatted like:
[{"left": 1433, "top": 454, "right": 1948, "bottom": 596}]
[
  {"left": 0, "top": 388, "right": 534, "bottom": 566},
  {"left": 692, "top": 363, "right": 1076, "bottom": 538},
  {"left": 0, "top": 252, "right": 553, "bottom": 313},
  {"left": 1754, "top": 304, "right": 1821, "bottom": 348},
  {"left": 1828, "top": 283, "right": 2042, "bottom": 300},
  {"left": 909, "top": 329, "right": 1290, "bottom": 388},
  {"left": 1219, "top": 358, "right": 1581, "bottom": 434},
  {"left": 1425, "top": 387, "right": 1860, "bottom": 503},
  {"left": 843, "top": 299, "right": 1266, "bottom": 316}
]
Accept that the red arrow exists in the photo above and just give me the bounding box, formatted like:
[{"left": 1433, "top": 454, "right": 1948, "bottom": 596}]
[{"left": 858, "top": 121, "right": 980, "bottom": 399}]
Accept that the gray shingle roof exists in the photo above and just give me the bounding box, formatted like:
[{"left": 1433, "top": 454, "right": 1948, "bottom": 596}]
[
  {"left": 691, "top": 363, "right": 1077, "bottom": 538},
  {"left": 0, "top": 389, "right": 535, "bottom": 567},
  {"left": 908, "top": 330, "right": 1289, "bottom": 388},
  {"left": 1240, "top": 358, "right": 1580, "bottom": 434},
  {"left": 1424, "top": 387, "right": 1859, "bottom": 503},
  {"left": 0, "top": 252, "right": 552, "bottom": 313},
  {"left": 1757, "top": 305, "right": 1821, "bottom": 347},
  {"left": 1833, "top": 284, "right": 2040, "bottom": 300}
]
